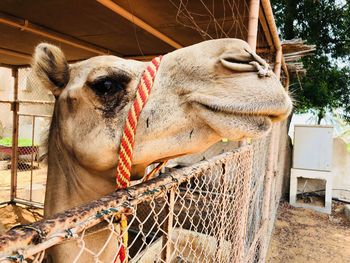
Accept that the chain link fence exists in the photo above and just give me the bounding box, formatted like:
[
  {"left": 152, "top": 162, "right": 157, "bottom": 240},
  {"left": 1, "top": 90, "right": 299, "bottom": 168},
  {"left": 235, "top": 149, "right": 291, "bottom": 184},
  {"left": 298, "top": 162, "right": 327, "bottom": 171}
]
[
  {"left": 0, "top": 40, "right": 290, "bottom": 261},
  {"left": 0, "top": 120, "right": 290, "bottom": 262},
  {"left": 0, "top": 67, "right": 53, "bottom": 206}
]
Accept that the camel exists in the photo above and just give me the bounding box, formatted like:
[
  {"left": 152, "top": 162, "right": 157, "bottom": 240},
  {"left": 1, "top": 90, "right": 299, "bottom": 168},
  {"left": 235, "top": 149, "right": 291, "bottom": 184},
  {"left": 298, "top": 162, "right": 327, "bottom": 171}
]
[{"left": 32, "top": 38, "right": 292, "bottom": 262}]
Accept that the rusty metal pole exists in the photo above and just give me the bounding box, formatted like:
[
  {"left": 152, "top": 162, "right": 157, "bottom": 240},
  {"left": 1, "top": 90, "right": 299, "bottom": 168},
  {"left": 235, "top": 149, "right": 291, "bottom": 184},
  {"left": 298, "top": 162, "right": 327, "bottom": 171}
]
[{"left": 10, "top": 67, "right": 19, "bottom": 202}]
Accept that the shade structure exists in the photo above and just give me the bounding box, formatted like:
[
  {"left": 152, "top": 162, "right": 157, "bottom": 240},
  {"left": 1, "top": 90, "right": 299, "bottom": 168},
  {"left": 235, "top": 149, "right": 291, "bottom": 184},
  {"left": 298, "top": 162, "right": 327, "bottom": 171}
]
[{"left": 0, "top": 0, "right": 273, "bottom": 66}]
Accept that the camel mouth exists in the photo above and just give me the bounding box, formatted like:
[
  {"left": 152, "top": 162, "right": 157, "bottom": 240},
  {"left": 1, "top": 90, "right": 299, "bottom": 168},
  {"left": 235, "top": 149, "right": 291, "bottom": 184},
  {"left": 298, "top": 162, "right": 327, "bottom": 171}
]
[{"left": 194, "top": 102, "right": 290, "bottom": 122}]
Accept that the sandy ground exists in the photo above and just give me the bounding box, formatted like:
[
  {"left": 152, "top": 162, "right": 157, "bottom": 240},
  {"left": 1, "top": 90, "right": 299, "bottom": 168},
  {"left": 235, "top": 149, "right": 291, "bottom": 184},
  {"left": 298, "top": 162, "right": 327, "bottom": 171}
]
[
  {"left": 267, "top": 201, "right": 350, "bottom": 263},
  {"left": 0, "top": 204, "right": 43, "bottom": 234},
  {"left": 0, "top": 163, "right": 47, "bottom": 203}
]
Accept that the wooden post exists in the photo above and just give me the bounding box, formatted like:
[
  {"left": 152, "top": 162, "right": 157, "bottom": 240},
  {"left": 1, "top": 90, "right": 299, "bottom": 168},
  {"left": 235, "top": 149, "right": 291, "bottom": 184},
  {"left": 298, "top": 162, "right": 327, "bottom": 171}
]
[
  {"left": 247, "top": 0, "right": 261, "bottom": 51},
  {"left": 10, "top": 67, "right": 19, "bottom": 202},
  {"left": 274, "top": 48, "right": 283, "bottom": 79},
  {"left": 161, "top": 188, "right": 175, "bottom": 262},
  {"left": 239, "top": 0, "right": 260, "bottom": 148}
]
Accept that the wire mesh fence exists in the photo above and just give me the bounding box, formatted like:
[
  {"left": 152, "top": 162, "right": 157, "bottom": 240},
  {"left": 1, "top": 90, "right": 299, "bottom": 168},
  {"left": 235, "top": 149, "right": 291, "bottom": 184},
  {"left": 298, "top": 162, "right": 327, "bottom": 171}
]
[
  {"left": 0, "top": 67, "right": 53, "bottom": 205},
  {"left": 0, "top": 41, "right": 290, "bottom": 262},
  {"left": 0, "top": 101, "right": 12, "bottom": 203},
  {"left": 0, "top": 122, "right": 290, "bottom": 263}
]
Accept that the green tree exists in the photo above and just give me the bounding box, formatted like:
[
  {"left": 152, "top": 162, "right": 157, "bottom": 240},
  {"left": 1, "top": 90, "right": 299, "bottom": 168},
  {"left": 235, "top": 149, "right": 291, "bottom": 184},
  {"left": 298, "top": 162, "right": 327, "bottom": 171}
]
[{"left": 271, "top": 0, "right": 350, "bottom": 124}]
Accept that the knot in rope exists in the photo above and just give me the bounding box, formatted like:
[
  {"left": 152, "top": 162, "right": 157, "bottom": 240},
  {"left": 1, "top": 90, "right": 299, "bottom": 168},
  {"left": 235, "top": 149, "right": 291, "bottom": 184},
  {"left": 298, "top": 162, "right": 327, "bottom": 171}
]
[{"left": 245, "top": 48, "right": 272, "bottom": 78}]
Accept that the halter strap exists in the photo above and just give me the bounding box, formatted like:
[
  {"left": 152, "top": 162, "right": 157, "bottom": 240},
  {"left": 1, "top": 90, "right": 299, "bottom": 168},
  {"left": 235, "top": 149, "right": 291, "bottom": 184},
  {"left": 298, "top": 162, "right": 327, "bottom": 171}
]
[{"left": 115, "top": 56, "right": 162, "bottom": 189}]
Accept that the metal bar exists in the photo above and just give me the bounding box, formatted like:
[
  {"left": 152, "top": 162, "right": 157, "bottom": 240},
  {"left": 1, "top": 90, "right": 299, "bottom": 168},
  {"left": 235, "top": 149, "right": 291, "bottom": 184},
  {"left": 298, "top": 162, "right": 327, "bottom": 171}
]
[
  {"left": 236, "top": 151, "right": 253, "bottom": 263},
  {"left": 18, "top": 113, "right": 52, "bottom": 118},
  {"left": 259, "top": 126, "right": 276, "bottom": 261},
  {"left": 29, "top": 116, "right": 36, "bottom": 202},
  {"left": 97, "top": 0, "right": 182, "bottom": 49},
  {"left": 0, "top": 100, "right": 12, "bottom": 104},
  {"left": 0, "top": 12, "right": 115, "bottom": 56},
  {"left": 17, "top": 100, "right": 54, "bottom": 105},
  {"left": 244, "top": 222, "right": 266, "bottom": 262},
  {"left": 247, "top": 0, "right": 261, "bottom": 51},
  {"left": 10, "top": 68, "right": 19, "bottom": 202},
  {"left": 12, "top": 198, "right": 44, "bottom": 209},
  {"left": 161, "top": 188, "right": 175, "bottom": 262},
  {"left": 0, "top": 201, "right": 11, "bottom": 207}
]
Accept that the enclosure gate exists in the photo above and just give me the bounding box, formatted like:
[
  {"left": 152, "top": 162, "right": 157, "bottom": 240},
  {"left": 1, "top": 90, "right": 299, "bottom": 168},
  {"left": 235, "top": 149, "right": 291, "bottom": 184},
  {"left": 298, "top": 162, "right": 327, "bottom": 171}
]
[{"left": 0, "top": 67, "right": 53, "bottom": 207}]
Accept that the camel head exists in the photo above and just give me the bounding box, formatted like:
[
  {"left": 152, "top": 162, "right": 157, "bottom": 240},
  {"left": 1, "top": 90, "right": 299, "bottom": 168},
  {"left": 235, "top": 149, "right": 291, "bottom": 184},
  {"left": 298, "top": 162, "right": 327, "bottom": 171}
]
[{"left": 33, "top": 39, "right": 292, "bottom": 179}]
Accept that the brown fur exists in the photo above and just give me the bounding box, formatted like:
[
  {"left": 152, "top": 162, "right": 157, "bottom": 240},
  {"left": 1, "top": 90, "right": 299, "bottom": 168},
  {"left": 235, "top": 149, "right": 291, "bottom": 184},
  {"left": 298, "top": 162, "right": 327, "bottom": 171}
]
[{"left": 33, "top": 39, "right": 292, "bottom": 262}]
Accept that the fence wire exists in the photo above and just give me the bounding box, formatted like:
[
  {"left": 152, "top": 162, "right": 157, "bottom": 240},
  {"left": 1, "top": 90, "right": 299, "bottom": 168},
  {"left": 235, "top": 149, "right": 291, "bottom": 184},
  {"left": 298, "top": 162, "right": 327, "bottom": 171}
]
[
  {"left": 0, "top": 124, "right": 290, "bottom": 263},
  {"left": 0, "top": 48, "right": 289, "bottom": 263},
  {"left": 0, "top": 67, "right": 53, "bottom": 205}
]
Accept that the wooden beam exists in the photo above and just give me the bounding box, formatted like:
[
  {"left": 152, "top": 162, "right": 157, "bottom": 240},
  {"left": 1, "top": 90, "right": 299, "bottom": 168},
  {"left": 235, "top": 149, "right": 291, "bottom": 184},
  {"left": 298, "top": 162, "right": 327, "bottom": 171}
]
[
  {"left": 97, "top": 0, "right": 182, "bottom": 49},
  {"left": 0, "top": 12, "right": 117, "bottom": 56},
  {"left": 0, "top": 47, "right": 31, "bottom": 61}
]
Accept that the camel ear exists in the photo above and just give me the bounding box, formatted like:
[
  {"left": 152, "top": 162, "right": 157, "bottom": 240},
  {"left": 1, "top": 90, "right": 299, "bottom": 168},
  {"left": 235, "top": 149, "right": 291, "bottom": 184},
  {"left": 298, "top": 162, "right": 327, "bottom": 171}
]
[{"left": 32, "top": 43, "right": 70, "bottom": 97}]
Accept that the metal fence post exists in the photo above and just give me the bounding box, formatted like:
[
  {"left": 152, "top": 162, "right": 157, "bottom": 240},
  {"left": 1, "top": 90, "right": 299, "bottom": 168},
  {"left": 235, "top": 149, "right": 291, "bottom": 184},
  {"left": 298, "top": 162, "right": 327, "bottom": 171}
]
[
  {"left": 10, "top": 67, "right": 19, "bottom": 202},
  {"left": 161, "top": 187, "right": 175, "bottom": 262},
  {"left": 259, "top": 125, "right": 276, "bottom": 261},
  {"left": 29, "top": 115, "right": 36, "bottom": 202}
]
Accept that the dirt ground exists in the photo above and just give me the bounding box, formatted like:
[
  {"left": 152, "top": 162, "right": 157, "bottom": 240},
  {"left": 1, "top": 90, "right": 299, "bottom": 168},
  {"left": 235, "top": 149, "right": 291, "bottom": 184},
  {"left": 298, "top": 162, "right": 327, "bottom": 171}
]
[
  {"left": 0, "top": 204, "right": 43, "bottom": 234},
  {"left": 0, "top": 164, "right": 47, "bottom": 203},
  {"left": 267, "top": 201, "right": 350, "bottom": 263}
]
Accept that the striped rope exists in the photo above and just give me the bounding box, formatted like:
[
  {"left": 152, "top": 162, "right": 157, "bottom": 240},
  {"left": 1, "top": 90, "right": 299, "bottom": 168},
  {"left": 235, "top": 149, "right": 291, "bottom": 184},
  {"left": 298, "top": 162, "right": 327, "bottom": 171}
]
[
  {"left": 115, "top": 56, "right": 162, "bottom": 189},
  {"left": 115, "top": 56, "right": 162, "bottom": 263}
]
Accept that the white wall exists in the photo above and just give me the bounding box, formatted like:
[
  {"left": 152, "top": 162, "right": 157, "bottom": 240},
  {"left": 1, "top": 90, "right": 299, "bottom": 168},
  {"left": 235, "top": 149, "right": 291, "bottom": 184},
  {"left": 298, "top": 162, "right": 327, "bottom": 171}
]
[{"left": 332, "top": 138, "right": 350, "bottom": 200}]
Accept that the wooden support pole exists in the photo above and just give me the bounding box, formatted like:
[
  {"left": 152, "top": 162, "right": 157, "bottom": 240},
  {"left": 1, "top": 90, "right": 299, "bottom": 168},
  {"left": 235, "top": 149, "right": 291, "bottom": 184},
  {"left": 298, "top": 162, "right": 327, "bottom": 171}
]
[
  {"left": 274, "top": 48, "right": 283, "bottom": 79},
  {"left": 10, "top": 68, "right": 19, "bottom": 202},
  {"left": 241, "top": 0, "right": 261, "bottom": 147},
  {"left": 161, "top": 188, "right": 175, "bottom": 262},
  {"left": 247, "top": 0, "right": 261, "bottom": 51}
]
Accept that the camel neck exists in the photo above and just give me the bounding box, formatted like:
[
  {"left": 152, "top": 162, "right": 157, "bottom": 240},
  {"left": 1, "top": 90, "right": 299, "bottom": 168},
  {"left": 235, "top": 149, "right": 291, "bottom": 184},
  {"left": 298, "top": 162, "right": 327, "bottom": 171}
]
[{"left": 45, "top": 122, "right": 115, "bottom": 216}]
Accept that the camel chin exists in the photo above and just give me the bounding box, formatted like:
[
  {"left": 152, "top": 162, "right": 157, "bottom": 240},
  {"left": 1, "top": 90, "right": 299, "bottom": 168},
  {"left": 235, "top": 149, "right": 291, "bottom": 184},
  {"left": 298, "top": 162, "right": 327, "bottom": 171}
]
[{"left": 193, "top": 103, "right": 273, "bottom": 140}]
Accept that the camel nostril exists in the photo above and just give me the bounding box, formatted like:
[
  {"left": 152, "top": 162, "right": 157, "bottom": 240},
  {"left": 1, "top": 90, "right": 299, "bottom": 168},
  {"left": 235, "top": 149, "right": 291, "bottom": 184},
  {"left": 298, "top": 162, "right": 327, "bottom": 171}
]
[{"left": 220, "top": 58, "right": 256, "bottom": 72}]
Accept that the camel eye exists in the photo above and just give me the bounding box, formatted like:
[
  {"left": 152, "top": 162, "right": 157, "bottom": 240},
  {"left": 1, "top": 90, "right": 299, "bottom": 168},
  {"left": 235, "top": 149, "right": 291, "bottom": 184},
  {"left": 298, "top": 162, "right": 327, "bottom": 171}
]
[{"left": 89, "top": 77, "right": 123, "bottom": 96}]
